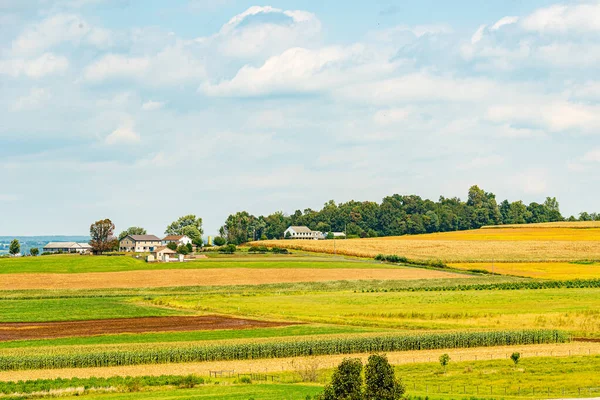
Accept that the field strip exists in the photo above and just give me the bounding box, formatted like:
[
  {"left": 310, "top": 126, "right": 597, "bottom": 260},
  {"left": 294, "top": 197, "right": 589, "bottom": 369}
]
[
  {"left": 1, "top": 342, "right": 598, "bottom": 382},
  {"left": 0, "top": 268, "right": 465, "bottom": 290}
]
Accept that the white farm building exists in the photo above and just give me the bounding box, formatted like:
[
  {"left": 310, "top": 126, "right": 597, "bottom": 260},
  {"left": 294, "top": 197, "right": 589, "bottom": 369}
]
[{"left": 284, "top": 226, "right": 324, "bottom": 240}]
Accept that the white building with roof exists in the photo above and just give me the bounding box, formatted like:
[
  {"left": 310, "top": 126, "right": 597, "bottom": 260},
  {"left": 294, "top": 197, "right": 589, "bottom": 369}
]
[
  {"left": 119, "top": 235, "right": 162, "bottom": 252},
  {"left": 284, "top": 226, "right": 324, "bottom": 240},
  {"left": 43, "top": 242, "right": 92, "bottom": 254}
]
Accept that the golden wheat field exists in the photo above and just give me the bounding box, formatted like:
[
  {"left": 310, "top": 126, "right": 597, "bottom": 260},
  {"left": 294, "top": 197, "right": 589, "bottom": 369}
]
[
  {"left": 256, "top": 224, "right": 600, "bottom": 265},
  {"left": 449, "top": 262, "right": 600, "bottom": 280}
]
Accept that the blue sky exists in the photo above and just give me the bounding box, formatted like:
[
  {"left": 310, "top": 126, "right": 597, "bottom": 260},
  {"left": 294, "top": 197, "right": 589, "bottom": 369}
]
[{"left": 1, "top": 0, "right": 599, "bottom": 236}]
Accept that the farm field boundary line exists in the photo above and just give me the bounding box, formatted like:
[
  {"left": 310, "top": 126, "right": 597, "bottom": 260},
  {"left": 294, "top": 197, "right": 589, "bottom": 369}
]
[
  {"left": 0, "top": 268, "right": 465, "bottom": 290},
  {"left": 0, "top": 330, "right": 567, "bottom": 371},
  {"left": 0, "top": 316, "right": 296, "bottom": 342},
  {"left": 0, "top": 342, "right": 596, "bottom": 382}
]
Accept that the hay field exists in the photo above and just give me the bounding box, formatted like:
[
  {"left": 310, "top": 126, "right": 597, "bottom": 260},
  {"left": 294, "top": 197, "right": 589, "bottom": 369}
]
[
  {"left": 257, "top": 225, "right": 600, "bottom": 263},
  {"left": 0, "top": 267, "right": 464, "bottom": 290},
  {"left": 450, "top": 262, "right": 600, "bottom": 280}
]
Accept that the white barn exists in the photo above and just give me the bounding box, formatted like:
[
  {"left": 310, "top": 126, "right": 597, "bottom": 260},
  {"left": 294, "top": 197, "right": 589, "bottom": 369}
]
[{"left": 284, "top": 226, "right": 324, "bottom": 240}]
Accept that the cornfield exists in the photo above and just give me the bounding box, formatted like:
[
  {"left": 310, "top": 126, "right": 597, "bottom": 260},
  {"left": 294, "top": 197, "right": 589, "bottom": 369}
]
[{"left": 0, "top": 330, "right": 568, "bottom": 371}]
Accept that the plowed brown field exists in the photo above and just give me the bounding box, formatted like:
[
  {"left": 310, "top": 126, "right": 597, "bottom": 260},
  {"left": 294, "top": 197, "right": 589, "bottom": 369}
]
[
  {"left": 0, "top": 268, "right": 464, "bottom": 290},
  {"left": 0, "top": 316, "right": 294, "bottom": 341}
]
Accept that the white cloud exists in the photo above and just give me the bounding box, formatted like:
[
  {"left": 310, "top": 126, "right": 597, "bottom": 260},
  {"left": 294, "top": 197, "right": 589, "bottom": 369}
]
[
  {"left": 511, "top": 168, "right": 548, "bottom": 195},
  {"left": 0, "top": 53, "right": 69, "bottom": 78},
  {"left": 471, "top": 24, "right": 487, "bottom": 44},
  {"left": 202, "top": 45, "right": 394, "bottom": 96},
  {"left": 458, "top": 155, "right": 504, "bottom": 170},
  {"left": 487, "top": 101, "right": 600, "bottom": 133},
  {"left": 141, "top": 100, "right": 165, "bottom": 111},
  {"left": 83, "top": 54, "right": 149, "bottom": 81},
  {"left": 12, "top": 87, "right": 51, "bottom": 111},
  {"left": 521, "top": 3, "right": 600, "bottom": 33},
  {"left": 105, "top": 119, "right": 140, "bottom": 145},
  {"left": 11, "top": 13, "right": 112, "bottom": 55},
  {"left": 83, "top": 43, "right": 206, "bottom": 86},
  {"left": 491, "top": 16, "right": 519, "bottom": 31},
  {"left": 373, "top": 108, "right": 412, "bottom": 126},
  {"left": 198, "top": 5, "right": 322, "bottom": 59}
]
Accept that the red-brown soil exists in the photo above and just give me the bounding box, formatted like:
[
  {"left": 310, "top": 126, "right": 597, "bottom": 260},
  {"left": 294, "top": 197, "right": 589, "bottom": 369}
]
[{"left": 0, "top": 316, "right": 295, "bottom": 341}]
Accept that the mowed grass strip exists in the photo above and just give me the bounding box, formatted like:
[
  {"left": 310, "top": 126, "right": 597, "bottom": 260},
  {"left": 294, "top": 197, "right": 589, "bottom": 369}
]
[
  {"left": 450, "top": 261, "right": 600, "bottom": 280},
  {"left": 0, "top": 254, "right": 395, "bottom": 274},
  {"left": 0, "top": 297, "right": 189, "bottom": 323}
]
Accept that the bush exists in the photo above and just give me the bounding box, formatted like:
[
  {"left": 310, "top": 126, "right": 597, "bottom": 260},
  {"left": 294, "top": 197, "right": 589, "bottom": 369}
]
[
  {"left": 239, "top": 376, "right": 252, "bottom": 384},
  {"left": 248, "top": 246, "right": 269, "bottom": 254},
  {"left": 271, "top": 247, "right": 290, "bottom": 254},
  {"left": 177, "top": 245, "right": 189, "bottom": 255},
  {"left": 213, "top": 237, "right": 226, "bottom": 246},
  {"left": 218, "top": 244, "right": 237, "bottom": 254},
  {"left": 166, "top": 242, "right": 177, "bottom": 251}
]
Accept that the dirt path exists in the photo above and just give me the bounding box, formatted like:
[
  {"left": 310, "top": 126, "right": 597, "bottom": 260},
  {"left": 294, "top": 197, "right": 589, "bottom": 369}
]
[
  {"left": 1, "top": 343, "right": 598, "bottom": 382},
  {"left": 0, "top": 316, "right": 294, "bottom": 341},
  {"left": 0, "top": 268, "right": 464, "bottom": 290}
]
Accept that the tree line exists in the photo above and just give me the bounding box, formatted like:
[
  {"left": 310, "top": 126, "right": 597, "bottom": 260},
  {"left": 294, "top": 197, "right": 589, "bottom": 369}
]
[{"left": 219, "top": 185, "right": 596, "bottom": 244}]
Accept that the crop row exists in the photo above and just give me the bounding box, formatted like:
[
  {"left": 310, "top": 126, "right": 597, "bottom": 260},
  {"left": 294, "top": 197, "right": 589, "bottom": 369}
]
[
  {"left": 0, "top": 330, "right": 568, "bottom": 371},
  {"left": 359, "top": 279, "right": 600, "bottom": 293}
]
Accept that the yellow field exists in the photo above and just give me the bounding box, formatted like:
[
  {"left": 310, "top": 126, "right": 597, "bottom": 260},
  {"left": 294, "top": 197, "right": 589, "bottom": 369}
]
[
  {"left": 257, "top": 225, "right": 600, "bottom": 264},
  {"left": 449, "top": 262, "right": 600, "bottom": 280},
  {"left": 483, "top": 221, "right": 600, "bottom": 229}
]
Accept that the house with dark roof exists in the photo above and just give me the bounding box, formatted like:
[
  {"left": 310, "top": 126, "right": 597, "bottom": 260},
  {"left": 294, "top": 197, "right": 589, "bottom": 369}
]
[{"left": 119, "top": 235, "right": 162, "bottom": 253}]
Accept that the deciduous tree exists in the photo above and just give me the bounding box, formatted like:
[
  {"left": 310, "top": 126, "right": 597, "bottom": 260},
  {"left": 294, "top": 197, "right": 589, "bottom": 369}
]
[
  {"left": 364, "top": 354, "right": 404, "bottom": 400},
  {"left": 89, "top": 219, "right": 117, "bottom": 254},
  {"left": 320, "top": 358, "right": 363, "bottom": 400},
  {"left": 118, "top": 227, "right": 147, "bottom": 241},
  {"left": 29, "top": 247, "right": 39, "bottom": 256},
  {"left": 9, "top": 239, "right": 20, "bottom": 255}
]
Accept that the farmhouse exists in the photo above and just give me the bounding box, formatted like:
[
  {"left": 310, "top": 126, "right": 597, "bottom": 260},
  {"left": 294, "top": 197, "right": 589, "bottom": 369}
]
[
  {"left": 147, "top": 246, "right": 181, "bottom": 262},
  {"left": 43, "top": 242, "right": 92, "bottom": 254},
  {"left": 284, "top": 226, "right": 324, "bottom": 240},
  {"left": 162, "top": 235, "right": 192, "bottom": 246},
  {"left": 119, "top": 235, "right": 162, "bottom": 252}
]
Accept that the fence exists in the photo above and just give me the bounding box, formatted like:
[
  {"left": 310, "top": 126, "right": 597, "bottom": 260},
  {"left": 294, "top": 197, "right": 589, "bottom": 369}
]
[
  {"left": 406, "top": 382, "right": 600, "bottom": 398},
  {"left": 208, "top": 370, "right": 280, "bottom": 382}
]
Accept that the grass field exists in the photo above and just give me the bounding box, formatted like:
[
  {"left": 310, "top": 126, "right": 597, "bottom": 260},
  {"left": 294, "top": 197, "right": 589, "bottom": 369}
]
[{"left": 146, "top": 287, "right": 600, "bottom": 336}]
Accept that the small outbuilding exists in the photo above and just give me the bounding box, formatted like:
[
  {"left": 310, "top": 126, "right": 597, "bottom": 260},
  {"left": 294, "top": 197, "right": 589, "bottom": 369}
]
[{"left": 148, "top": 246, "right": 180, "bottom": 263}]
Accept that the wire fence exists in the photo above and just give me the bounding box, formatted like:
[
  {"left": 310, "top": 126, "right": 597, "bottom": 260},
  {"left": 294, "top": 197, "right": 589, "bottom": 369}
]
[{"left": 406, "top": 382, "right": 600, "bottom": 398}]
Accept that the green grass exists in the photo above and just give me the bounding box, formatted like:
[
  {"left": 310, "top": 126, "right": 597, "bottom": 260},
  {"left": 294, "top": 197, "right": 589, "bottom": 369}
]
[
  {"left": 61, "top": 384, "right": 322, "bottom": 400},
  {"left": 0, "top": 297, "right": 188, "bottom": 323},
  {"left": 149, "top": 288, "right": 600, "bottom": 336},
  {"left": 398, "top": 355, "right": 600, "bottom": 398},
  {"left": 0, "top": 325, "right": 376, "bottom": 349},
  {"left": 0, "top": 253, "right": 408, "bottom": 274}
]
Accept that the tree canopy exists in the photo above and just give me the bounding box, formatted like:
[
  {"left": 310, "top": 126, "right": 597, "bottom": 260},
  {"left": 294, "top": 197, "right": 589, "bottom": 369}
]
[
  {"left": 220, "top": 185, "right": 569, "bottom": 244},
  {"left": 166, "top": 215, "right": 203, "bottom": 240},
  {"left": 9, "top": 239, "right": 20, "bottom": 255},
  {"left": 118, "top": 226, "right": 147, "bottom": 241}
]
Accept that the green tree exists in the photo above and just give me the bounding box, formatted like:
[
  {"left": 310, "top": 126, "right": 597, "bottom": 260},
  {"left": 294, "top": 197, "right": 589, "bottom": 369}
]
[
  {"left": 186, "top": 242, "right": 193, "bottom": 253},
  {"left": 439, "top": 353, "right": 450, "bottom": 373},
  {"left": 213, "top": 236, "right": 226, "bottom": 246},
  {"left": 9, "top": 239, "right": 20, "bottom": 255},
  {"left": 29, "top": 247, "right": 39, "bottom": 257},
  {"left": 320, "top": 358, "right": 363, "bottom": 400},
  {"left": 364, "top": 354, "right": 404, "bottom": 400},
  {"left": 118, "top": 226, "right": 147, "bottom": 241},
  {"left": 166, "top": 242, "right": 177, "bottom": 251},
  {"left": 89, "top": 219, "right": 117, "bottom": 254},
  {"left": 176, "top": 244, "right": 189, "bottom": 255},
  {"left": 181, "top": 225, "right": 202, "bottom": 242},
  {"left": 511, "top": 352, "right": 521, "bottom": 369},
  {"left": 579, "top": 212, "right": 592, "bottom": 221},
  {"left": 166, "top": 215, "right": 203, "bottom": 237}
]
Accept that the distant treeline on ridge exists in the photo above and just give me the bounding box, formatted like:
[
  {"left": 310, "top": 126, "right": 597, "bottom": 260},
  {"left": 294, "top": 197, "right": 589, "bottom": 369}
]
[{"left": 219, "top": 185, "right": 595, "bottom": 244}]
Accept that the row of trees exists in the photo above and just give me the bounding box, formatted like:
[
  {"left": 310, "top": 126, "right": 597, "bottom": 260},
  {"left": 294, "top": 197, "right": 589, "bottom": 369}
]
[{"left": 219, "top": 185, "right": 588, "bottom": 244}]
